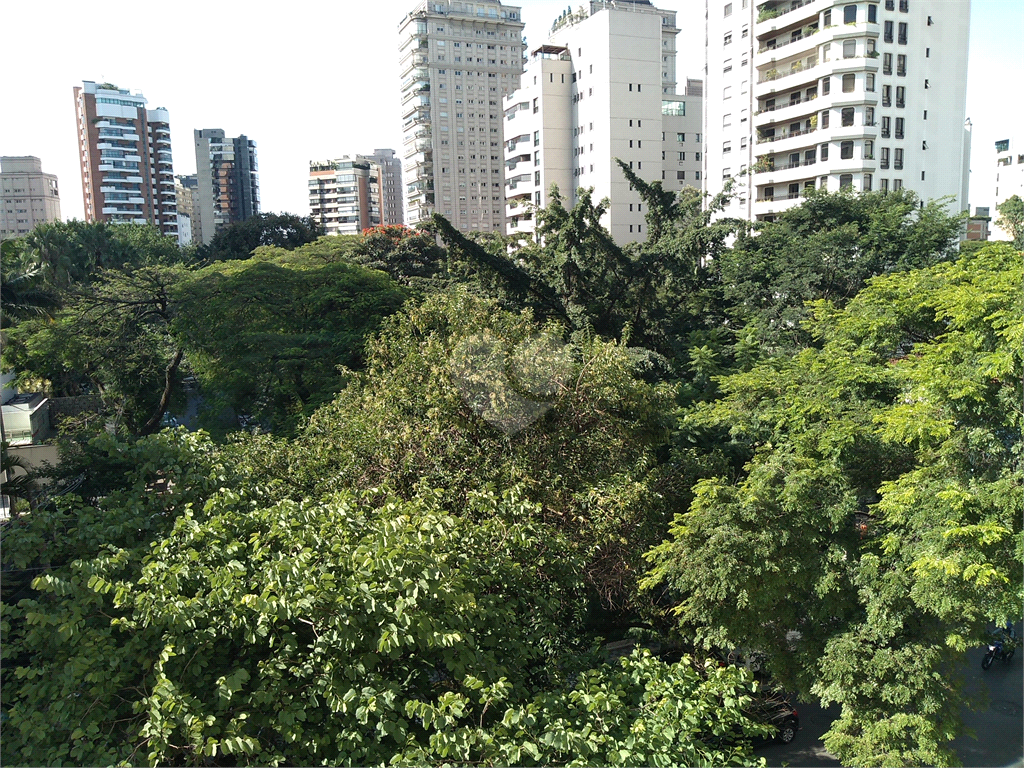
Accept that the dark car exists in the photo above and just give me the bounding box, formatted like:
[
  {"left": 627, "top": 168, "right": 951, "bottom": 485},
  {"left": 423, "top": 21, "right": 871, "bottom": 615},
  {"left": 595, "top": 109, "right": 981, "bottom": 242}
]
[{"left": 749, "top": 686, "right": 800, "bottom": 744}]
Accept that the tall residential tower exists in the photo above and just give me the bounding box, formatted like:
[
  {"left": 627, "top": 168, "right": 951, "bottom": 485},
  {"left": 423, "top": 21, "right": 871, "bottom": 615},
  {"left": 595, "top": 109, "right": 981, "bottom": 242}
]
[
  {"left": 503, "top": 1, "right": 703, "bottom": 244},
  {"left": 704, "top": 0, "right": 971, "bottom": 221},
  {"left": 193, "top": 130, "right": 259, "bottom": 245},
  {"left": 398, "top": 0, "right": 525, "bottom": 232},
  {"left": 1, "top": 157, "right": 61, "bottom": 239},
  {"left": 73, "top": 81, "right": 177, "bottom": 236}
]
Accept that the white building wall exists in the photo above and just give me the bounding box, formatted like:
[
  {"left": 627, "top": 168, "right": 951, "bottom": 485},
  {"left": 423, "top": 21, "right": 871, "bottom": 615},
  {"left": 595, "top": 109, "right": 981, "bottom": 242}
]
[
  {"left": 503, "top": 2, "right": 702, "bottom": 245},
  {"left": 992, "top": 136, "right": 1024, "bottom": 241},
  {"left": 705, "top": 0, "right": 971, "bottom": 221}
]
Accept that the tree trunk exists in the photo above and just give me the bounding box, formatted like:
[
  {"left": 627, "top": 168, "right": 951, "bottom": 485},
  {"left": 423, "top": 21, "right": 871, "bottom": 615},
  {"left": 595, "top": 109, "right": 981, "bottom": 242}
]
[{"left": 139, "top": 349, "right": 183, "bottom": 436}]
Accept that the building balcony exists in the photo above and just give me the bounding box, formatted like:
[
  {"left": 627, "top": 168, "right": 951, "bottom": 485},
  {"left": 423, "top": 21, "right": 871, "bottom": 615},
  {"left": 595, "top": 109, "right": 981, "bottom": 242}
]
[
  {"left": 755, "top": 27, "right": 820, "bottom": 67},
  {"left": 756, "top": 125, "right": 818, "bottom": 149},
  {"left": 755, "top": 0, "right": 830, "bottom": 37},
  {"left": 756, "top": 56, "right": 820, "bottom": 88},
  {"left": 754, "top": 93, "right": 821, "bottom": 123}
]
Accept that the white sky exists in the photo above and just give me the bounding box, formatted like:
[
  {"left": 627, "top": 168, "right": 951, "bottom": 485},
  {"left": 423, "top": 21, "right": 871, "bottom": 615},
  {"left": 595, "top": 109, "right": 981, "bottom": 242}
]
[{"left": 2, "top": 0, "right": 1020, "bottom": 222}]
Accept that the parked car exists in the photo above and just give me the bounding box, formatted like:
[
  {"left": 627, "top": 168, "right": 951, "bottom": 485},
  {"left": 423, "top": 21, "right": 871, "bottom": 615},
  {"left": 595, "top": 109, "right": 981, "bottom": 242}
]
[{"left": 749, "top": 686, "right": 800, "bottom": 745}]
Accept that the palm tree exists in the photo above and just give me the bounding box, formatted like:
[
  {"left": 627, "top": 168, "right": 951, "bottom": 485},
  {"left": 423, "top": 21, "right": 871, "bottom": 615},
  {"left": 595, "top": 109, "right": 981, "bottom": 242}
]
[{"left": 1, "top": 238, "right": 59, "bottom": 325}]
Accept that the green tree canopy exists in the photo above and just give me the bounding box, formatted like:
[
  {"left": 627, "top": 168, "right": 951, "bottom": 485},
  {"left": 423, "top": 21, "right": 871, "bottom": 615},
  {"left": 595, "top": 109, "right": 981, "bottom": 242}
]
[
  {"left": 197, "top": 213, "right": 323, "bottom": 262},
  {"left": 644, "top": 243, "right": 1023, "bottom": 767}
]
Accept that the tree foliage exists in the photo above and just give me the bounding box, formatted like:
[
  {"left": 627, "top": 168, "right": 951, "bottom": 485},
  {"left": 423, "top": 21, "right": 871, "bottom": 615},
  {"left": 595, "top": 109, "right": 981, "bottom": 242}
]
[
  {"left": 197, "top": 213, "right": 324, "bottom": 263},
  {"left": 995, "top": 194, "right": 1024, "bottom": 250},
  {"left": 645, "top": 243, "right": 1023, "bottom": 767}
]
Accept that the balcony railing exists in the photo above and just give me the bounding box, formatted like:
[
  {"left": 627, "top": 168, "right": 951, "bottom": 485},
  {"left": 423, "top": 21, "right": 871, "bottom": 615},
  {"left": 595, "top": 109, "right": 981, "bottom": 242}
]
[
  {"left": 758, "top": 58, "right": 818, "bottom": 83},
  {"left": 755, "top": 93, "right": 817, "bottom": 115},
  {"left": 757, "top": 0, "right": 817, "bottom": 24},
  {"left": 757, "top": 26, "right": 819, "bottom": 53},
  {"left": 755, "top": 192, "right": 802, "bottom": 202},
  {"left": 756, "top": 126, "right": 817, "bottom": 144},
  {"left": 755, "top": 158, "right": 817, "bottom": 174}
]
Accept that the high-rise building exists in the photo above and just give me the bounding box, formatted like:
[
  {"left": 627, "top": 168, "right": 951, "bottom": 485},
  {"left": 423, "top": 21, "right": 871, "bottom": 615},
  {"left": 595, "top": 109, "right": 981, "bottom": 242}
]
[
  {"left": 502, "top": 1, "right": 703, "bottom": 244},
  {"left": 73, "top": 81, "right": 177, "bottom": 236},
  {"left": 398, "top": 0, "right": 525, "bottom": 232},
  {"left": 193, "top": 130, "right": 259, "bottom": 245},
  {"left": 370, "top": 148, "right": 405, "bottom": 226},
  {"left": 174, "top": 174, "right": 199, "bottom": 246},
  {"left": 704, "top": 0, "right": 971, "bottom": 221},
  {"left": 992, "top": 136, "right": 1023, "bottom": 241},
  {"left": 308, "top": 155, "right": 387, "bottom": 235},
  {"left": 0, "top": 156, "right": 61, "bottom": 239}
]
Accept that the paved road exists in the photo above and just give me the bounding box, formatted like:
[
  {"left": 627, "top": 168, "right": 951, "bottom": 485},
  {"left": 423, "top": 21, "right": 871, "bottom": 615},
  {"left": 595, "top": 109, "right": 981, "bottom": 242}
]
[{"left": 756, "top": 633, "right": 1023, "bottom": 768}]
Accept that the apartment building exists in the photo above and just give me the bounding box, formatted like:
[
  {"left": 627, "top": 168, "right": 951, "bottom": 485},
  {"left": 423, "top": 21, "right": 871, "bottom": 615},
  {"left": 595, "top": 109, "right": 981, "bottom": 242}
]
[
  {"left": 992, "top": 137, "right": 1023, "bottom": 241},
  {"left": 73, "top": 81, "right": 177, "bottom": 237},
  {"left": 0, "top": 157, "right": 61, "bottom": 239},
  {"left": 704, "top": 0, "right": 971, "bottom": 221},
  {"left": 308, "top": 156, "right": 387, "bottom": 235},
  {"left": 370, "top": 149, "right": 405, "bottom": 226},
  {"left": 398, "top": 0, "right": 525, "bottom": 232},
  {"left": 193, "top": 130, "right": 259, "bottom": 245},
  {"left": 174, "top": 174, "right": 199, "bottom": 246},
  {"left": 502, "top": 1, "right": 703, "bottom": 244}
]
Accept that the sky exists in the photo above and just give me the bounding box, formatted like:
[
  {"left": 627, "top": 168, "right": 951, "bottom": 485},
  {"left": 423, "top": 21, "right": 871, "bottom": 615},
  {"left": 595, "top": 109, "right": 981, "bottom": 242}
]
[{"left": 2, "top": 0, "right": 1020, "bottom": 222}]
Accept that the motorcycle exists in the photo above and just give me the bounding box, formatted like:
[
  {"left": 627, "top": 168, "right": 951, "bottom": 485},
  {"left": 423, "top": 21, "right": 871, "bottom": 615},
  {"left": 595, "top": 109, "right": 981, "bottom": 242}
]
[{"left": 981, "top": 627, "right": 1016, "bottom": 670}]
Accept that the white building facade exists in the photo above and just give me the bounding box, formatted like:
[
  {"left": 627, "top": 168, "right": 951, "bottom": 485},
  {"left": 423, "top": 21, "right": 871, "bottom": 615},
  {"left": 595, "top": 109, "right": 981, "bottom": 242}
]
[
  {"left": 704, "top": 0, "right": 971, "bottom": 221},
  {"left": 992, "top": 136, "right": 1024, "bottom": 241},
  {"left": 398, "top": 0, "right": 525, "bottom": 233},
  {"left": 503, "top": 1, "right": 703, "bottom": 245}
]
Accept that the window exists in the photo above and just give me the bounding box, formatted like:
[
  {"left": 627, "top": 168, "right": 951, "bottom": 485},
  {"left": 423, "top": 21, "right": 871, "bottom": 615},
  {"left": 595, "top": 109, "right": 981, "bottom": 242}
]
[
  {"left": 896, "top": 86, "right": 905, "bottom": 108},
  {"left": 881, "top": 116, "right": 891, "bottom": 137},
  {"left": 884, "top": 21, "right": 894, "bottom": 42},
  {"left": 883, "top": 53, "right": 893, "bottom": 75},
  {"left": 820, "top": 143, "right": 829, "bottom": 161},
  {"left": 844, "top": 4, "right": 857, "bottom": 23},
  {"left": 724, "top": 86, "right": 732, "bottom": 99},
  {"left": 724, "top": 32, "right": 732, "bottom": 45},
  {"left": 822, "top": 77, "right": 831, "bottom": 95},
  {"left": 724, "top": 113, "right": 732, "bottom": 126},
  {"left": 894, "top": 178, "right": 903, "bottom": 190},
  {"left": 724, "top": 2, "right": 733, "bottom": 15},
  {"left": 863, "top": 173, "right": 873, "bottom": 191},
  {"left": 921, "top": 170, "right": 925, "bottom": 180},
  {"left": 868, "top": 4, "right": 877, "bottom": 22},
  {"left": 842, "top": 73, "right": 856, "bottom": 93},
  {"left": 882, "top": 85, "right": 892, "bottom": 107},
  {"left": 843, "top": 39, "right": 857, "bottom": 58},
  {"left": 724, "top": 60, "right": 733, "bottom": 74},
  {"left": 924, "top": 79, "right": 930, "bottom": 89},
  {"left": 897, "top": 54, "right": 907, "bottom": 76},
  {"left": 821, "top": 110, "right": 830, "bottom": 129},
  {"left": 824, "top": 9, "right": 832, "bottom": 25},
  {"left": 899, "top": 0, "right": 909, "bottom": 10},
  {"left": 880, "top": 178, "right": 889, "bottom": 191},
  {"left": 840, "top": 173, "right": 854, "bottom": 189},
  {"left": 841, "top": 140, "right": 854, "bottom": 159},
  {"left": 866, "top": 106, "right": 875, "bottom": 125},
  {"left": 865, "top": 140, "right": 874, "bottom": 159},
  {"left": 895, "top": 117, "right": 904, "bottom": 138},
  {"left": 677, "top": 170, "right": 686, "bottom": 180},
  {"left": 880, "top": 147, "right": 890, "bottom": 168},
  {"left": 868, "top": 38, "right": 877, "bottom": 55},
  {"left": 723, "top": 141, "right": 732, "bottom": 154},
  {"left": 923, "top": 110, "right": 927, "bottom": 119},
  {"left": 842, "top": 107, "right": 855, "bottom": 126},
  {"left": 894, "top": 148, "right": 904, "bottom": 169},
  {"left": 898, "top": 22, "right": 907, "bottom": 43},
  {"left": 677, "top": 133, "right": 685, "bottom": 142},
  {"left": 927, "top": 15, "right": 933, "bottom": 24}
]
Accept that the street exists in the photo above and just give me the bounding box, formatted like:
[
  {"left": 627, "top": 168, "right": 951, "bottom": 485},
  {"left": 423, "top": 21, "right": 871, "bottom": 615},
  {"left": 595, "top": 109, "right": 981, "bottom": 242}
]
[{"left": 756, "top": 637, "right": 1023, "bottom": 768}]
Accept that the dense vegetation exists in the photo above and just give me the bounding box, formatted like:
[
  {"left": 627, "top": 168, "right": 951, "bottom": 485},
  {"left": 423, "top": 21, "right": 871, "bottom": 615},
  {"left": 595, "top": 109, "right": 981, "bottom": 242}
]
[{"left": 1, "top": 190, "right": 1019, "bottom": 767}]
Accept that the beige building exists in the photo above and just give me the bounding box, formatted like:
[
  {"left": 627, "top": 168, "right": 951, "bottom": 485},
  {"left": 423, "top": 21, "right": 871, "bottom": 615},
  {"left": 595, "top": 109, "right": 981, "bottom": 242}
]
[
  {"left": 73, "top": 81, "right": 178, "bottom": 237},
  {"left": 175, "top": 174, "right": 199, "bottom": 246},
  {"left": 309, "top": 155, "right": 387, "bottom": 235},
  {"left": 398, "top": 0, "right": 525, "bottom": 232},
  {"left": 1, "top": 156, "right": 61, "bottom": 239}
]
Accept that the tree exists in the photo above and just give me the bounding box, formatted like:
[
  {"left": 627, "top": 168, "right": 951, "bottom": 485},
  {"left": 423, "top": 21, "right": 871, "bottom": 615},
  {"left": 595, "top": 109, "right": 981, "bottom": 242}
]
[
  {"left": 226, "top": 289, "right": 676, "bottom": 608},
  {"left": 170, "top": 246, "right": 407, "bottom": 432},
  {"left": 995, "top": 194, "right": 1024, "bottom": 250},
  {"left": 198, "top": 213, "right": 324, "bottom": 263},
  {"left": 350, "top": 224, "right": 447, "bottom": 285},
  {"left": 644, "top": 243, "right": 1023, "bottom": 766},
  {"left": 718, "top": 188, "right": 965, "bottom": 355},
  {"left": 0, "top": 239, "right": 58, "bottom": 326}
]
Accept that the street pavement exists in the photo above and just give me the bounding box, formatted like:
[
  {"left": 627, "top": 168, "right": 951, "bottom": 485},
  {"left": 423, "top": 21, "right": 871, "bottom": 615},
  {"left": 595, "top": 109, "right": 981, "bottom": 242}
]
[{"left": 756, "top": 635, "right": 1023, "bottom": 768}]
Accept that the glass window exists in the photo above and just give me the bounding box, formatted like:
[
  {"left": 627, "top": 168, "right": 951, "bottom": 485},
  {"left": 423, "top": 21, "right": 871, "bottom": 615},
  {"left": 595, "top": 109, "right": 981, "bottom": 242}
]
[
  {"left": 883, "top": 53, "right": 893, "bottom": 74},
  {"left": 842, "top": 73, "right": 856, "bottom": 92},
  {"left": 894, "top": 148, "right": 904, "bottom": 169},
  {"left": 896, "top": 86, "right": 906, "bottom": 107},
  {"left": 866, "top": 74, "right": 876, "bottom": 92},
  {"left": 863, "top": 173, "right": 873, "bottom": 191},
  {"left": 868, "top": 4, "right": 877, "bottom": 22},
  {"left": 882, "top": 85, "right": 892, "bottom": 107},
  {"left": 844, "top": 4, "right": 857, "bottom": 23},
  {"left": 880, "top": 147, "right": 890, "bottom": 168},
  {"left": 864, "top": 140, "right": 874, "bottom": 159},
  {"left": 897, "top": 54, "right": 907, "bottom": 75},
  {"left": 884, "top": 20, "right": 894, "bottom": 42},
  {"left": 820, "top": 143, "right": 829, "bottom": 161},
  {"left": 843, "top": 39, "right": 857, "bottom": 58},
  {"left": 881, "top": 116, "right": 891, "bottom": 137},
  {"left": 840, "top": 173, "right": 854, "bottom": 189},
  {"left": 821, "top": 110, "right": 830, "bottom": 129},
  {"left": 895, "top": 117, "right": 904, "bottom": 138},
  {"left": 842, "top": 107, "right": 855, "bottom": 126},
  {"left": 841, "top": 141, "right": 854, "bottom": 159},
  {"left": 880, "top": 178, "right": 889, "bottom": 191},
  {"left": 822, "top": 77, "right": 831, "bottom": 95},
  {"left": 898, "top": 22, "right": 908, "bottom": 43}
]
